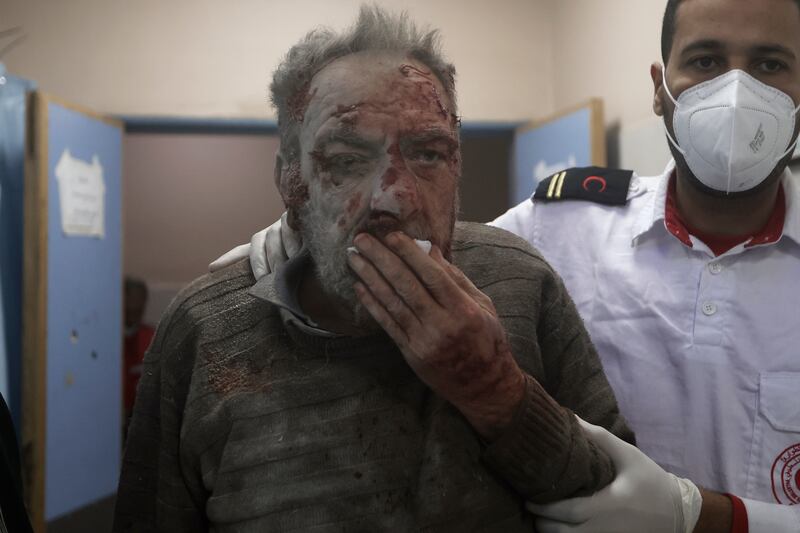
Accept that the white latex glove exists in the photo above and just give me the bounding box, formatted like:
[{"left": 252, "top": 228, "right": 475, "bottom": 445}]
[
  {"left": 208, "top": 212, "right": 301, "bottom": 279},
  {"left": 527, "top": 416, "right": 702, "bottom": 533}
]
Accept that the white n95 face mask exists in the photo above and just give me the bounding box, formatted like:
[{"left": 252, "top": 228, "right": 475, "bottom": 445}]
[{"left": 662, "top": 66, "right": 800, "bottom": 194}]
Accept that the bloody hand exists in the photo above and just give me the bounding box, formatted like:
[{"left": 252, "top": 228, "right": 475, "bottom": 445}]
[{"left": 347, "top": 231, "right": 526, "bottom": 440}]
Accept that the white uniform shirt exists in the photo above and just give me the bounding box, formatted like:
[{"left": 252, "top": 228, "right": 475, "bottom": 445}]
[{"left": 492, "top": 161, "right": 800, "bottom": 517}]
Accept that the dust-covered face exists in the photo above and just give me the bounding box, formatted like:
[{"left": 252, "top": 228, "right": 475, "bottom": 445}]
[{"left": 290, "top": 51, "right": 461, "bottom": 308}]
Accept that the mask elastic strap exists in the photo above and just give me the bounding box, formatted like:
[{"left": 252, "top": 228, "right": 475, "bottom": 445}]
[
  {"left": 781, "top": 101, "right": 800, "bottom": 157},
  {"left": 662, "top": 120, "right": 686, "bottom": 155},
  {"left": 660, "top": 65, "right": 686, "bottom": 155},
  {"left": 782, "top": 136, "right": 799, "bottom": 159},
  {"left": 661, "top": 64, "right": 679, "bottom": 106}
]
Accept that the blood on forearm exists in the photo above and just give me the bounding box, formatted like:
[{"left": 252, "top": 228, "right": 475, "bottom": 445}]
[{"left": 458, "top": 358, "right": 527, "bottom": 441}]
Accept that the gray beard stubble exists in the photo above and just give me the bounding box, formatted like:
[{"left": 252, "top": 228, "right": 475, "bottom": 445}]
[{"left": 300, "top": 199, "right": 377, "bottom": 330}]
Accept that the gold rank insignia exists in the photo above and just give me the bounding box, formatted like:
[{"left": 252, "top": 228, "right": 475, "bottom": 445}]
[{"left": 532, "top": 166, "right": 633, "bottom": 206}]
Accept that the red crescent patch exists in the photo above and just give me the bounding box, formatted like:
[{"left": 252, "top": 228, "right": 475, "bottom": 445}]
[
  {"left": 582, "top": 175, "right": 607, "bottom": 193},
  {"left": 771, "top": 442, "right": 800, "bottom": 504}
]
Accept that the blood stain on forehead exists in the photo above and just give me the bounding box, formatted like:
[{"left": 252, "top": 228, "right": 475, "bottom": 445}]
[
  {"left": 327, "top": 63, "right": 453, "bottom": 124},
  {"left": 399, "top": 64, "right": 432, "bottom": 78},
  {"left": 397, "top": 63, "right": 450, "bottom": 120}
]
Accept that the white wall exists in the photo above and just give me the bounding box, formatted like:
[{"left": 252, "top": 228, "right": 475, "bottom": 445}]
[
  {"left": 1, "top": 0, "right": 556, "bottom": 122},
  {"left": 551, "top": 0, "right": 665, "bottom": 127},
  {"left": 550, "top": 0, "right": 673, "bottom": 173}
]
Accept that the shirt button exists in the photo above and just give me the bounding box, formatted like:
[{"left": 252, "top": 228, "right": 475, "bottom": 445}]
[
  {"left": 629, "top": 178, "right": 640, "bottom": 193},
  {"left": 702, "top": 302, "right": 717, "bottom": 316},
  {"left": 708, "top": 262, "right": 723, "bottom": 274}
]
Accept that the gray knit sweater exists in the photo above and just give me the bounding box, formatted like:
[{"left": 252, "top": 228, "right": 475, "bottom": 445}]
[{"left": 114, "top": 222, "right": 632, "bottom": 532}]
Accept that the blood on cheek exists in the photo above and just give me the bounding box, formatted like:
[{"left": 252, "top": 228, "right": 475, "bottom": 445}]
[
  {"left": 282, "top": 160, "right": 309, "bottom": 209},
  {"left": 336, "top": 191, "right": 364, "bottom": 228}
]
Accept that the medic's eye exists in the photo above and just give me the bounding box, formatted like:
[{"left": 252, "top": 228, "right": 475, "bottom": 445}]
[
  {"left": 756, "top": 59, "right": 787, "bottom": 74},
  {"left": 690, "top": 56, "right": 718, "bottom": 71}
]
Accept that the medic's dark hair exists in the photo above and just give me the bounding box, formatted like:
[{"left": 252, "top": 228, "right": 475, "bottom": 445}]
[{"left": 661, "top": 0, "right": 800, "bottom": 63}]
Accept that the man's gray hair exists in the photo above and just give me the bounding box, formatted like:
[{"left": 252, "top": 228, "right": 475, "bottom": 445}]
[{"left": 270, "top": 4, "right": 458, "bottom": 160}]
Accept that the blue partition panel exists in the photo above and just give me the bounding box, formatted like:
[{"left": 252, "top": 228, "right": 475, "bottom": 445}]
[
  {"left": 45, "top": 101, "right": 122, "bottom": 520},
  {"left": 0, "top": 65, "right": 36, "bottom": 427},
  {"left": 511, "top": 106, "right": 593, "bottom": 206}
]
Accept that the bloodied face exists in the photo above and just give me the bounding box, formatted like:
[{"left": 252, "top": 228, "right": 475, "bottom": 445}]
[{"left": 286, "top": 51, "right": 461, "bottom": 312}]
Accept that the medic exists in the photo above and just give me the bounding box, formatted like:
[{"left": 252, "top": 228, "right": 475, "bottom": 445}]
[{"left": 500, "top": 0, "right": 800, "bottom": 530}]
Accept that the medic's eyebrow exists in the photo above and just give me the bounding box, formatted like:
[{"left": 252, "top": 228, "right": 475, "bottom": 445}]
[
  {"left": 750, "top": 44, "right": 796, "bottom": 61},
  {"left": 678, "top": 39, "right": 725, "bottom": 57},
  {"left": 679, "top": 39, "right": 797, "bottom": 62}
]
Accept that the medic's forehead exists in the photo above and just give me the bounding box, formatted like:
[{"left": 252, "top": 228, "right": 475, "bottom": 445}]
[{"left": 671, "top": 0, "right": 800, "bottom": 59}]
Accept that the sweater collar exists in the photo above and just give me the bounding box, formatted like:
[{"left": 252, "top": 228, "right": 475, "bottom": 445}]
[{"left": 248, "top": 248, "right": 339, "bottom": 338}]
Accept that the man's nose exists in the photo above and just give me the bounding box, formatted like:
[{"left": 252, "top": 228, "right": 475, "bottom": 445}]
[{"left": 369, "top": 152, "right": 421, "bottom": 218}]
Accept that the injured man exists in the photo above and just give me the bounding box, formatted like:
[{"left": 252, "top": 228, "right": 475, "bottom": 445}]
[{"left": 113, "top": 6, "right": 633, "bottom": 532}]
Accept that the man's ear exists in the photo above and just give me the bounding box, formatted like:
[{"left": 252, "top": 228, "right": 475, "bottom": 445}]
[{"left": 651, "top": 62, "right": 665, "bottom": 117}]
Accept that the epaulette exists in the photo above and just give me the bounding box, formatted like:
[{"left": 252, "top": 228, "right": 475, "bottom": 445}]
[{"left": 533, "top": 166, "right": 633, "bottom": 206}]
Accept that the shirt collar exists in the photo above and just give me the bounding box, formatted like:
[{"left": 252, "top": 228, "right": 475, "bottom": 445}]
[
  {"left": 780, "top": 166, "right": 800, "bottom": 245},
  {"left": 248, "top": 249, "right": 340, "bottom": 338},
  {"left": 630, "top": 160, "right": 675, "bottom": 245},
  {"left": 631, "top": 159, "right": 800, "bottom": 249}
]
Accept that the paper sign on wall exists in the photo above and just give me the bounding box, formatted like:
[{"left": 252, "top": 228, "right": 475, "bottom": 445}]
[{"left": 54, "top": 149, "right": 106, "bottom": 238}]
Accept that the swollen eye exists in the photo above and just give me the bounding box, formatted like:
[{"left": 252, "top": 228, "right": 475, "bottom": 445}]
[
  {"left": 334, "top": 155, "right": 360, "bottom": 167},
  {"left": 414, "top": 150, "right": 442, "bottom": 163}
]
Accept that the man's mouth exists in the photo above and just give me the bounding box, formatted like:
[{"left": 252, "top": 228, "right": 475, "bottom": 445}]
[{"left": 364, "top": 213, "right": 404, "bottom": 239}]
